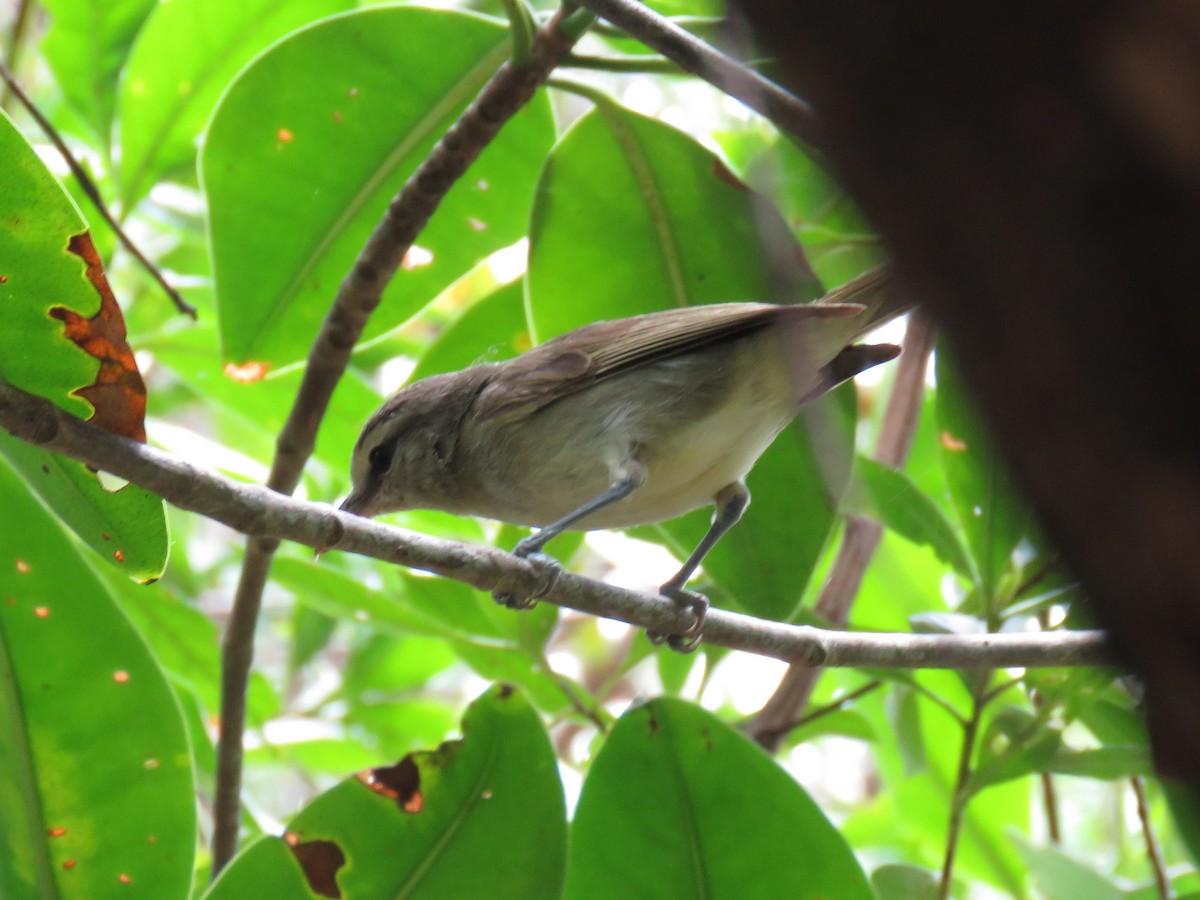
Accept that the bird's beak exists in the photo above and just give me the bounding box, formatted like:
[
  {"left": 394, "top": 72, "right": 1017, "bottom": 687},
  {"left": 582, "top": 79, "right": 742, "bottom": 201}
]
[{"left": 338, "top": 490, "right": 372, "bottom": 517}]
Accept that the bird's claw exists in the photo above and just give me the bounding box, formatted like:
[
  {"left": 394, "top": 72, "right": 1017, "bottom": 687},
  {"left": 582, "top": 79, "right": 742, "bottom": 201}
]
[
  {"left": 647, "top": 585, "right": 708, "bottom": 654},
  {"left": 492, "top": 550, "right": 561, "bottom": 610}
]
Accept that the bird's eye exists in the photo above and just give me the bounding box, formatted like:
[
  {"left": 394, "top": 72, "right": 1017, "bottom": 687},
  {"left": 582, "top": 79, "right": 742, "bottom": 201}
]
[
  {"left": 432, "top": 438, "right": 447, "bottom": 464},
  {"left": 367, "top": 443, "right": 391, "bottom": 473}
]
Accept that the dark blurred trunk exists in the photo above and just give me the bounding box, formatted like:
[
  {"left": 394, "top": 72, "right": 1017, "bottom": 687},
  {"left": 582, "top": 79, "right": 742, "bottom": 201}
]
[{"left": 735, "top": 0, "right": 1200, "bottom": 780}]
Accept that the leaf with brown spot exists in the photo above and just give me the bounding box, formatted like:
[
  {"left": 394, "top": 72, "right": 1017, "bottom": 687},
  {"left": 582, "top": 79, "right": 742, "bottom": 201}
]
[
  {"left": 0, "top": 114, "right": 168, "bottom": 580},
  {"left": 286, "top": 837, "right": 346, "bottom": 899},
  {"left": 48, "top": 232, "right": 147, "bottom": 443}
]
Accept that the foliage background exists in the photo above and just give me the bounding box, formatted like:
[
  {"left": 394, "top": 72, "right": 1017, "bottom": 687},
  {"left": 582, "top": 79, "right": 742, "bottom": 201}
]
[{"left": 0, "top": 0, "right": 1196, "bottom": 897}]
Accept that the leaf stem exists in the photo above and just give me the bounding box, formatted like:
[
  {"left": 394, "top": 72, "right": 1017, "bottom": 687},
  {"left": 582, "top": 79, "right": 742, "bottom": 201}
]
[{"left": 938, "top": 685, "right": 985, "bottom": 899}]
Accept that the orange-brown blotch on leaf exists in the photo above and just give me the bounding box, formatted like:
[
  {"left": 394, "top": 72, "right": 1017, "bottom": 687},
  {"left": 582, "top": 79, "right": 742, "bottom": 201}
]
[{"left": 49, "top": 233, "right": 148, "bottom": 443}]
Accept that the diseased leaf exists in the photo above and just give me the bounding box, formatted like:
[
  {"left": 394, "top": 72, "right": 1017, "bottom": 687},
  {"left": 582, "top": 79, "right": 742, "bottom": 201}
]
[
  {"left": 204, "top": 685, "right": 566, "bottom": 899},
  {"left": 0, "top": 111, "right": 167, "bottom": 579}
]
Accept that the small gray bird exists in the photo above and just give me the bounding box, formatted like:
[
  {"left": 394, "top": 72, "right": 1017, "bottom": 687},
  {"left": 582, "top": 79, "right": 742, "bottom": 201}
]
[{"left": 341, "top": 267, "right": 905, "bottom": 649}]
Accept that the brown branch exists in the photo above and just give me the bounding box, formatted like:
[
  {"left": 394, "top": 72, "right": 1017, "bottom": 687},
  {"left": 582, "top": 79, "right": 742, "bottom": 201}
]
[
  {"left": 0, "top": 59, "right": 197, "bottom": 319},
  {"left": 0, "top": 378, "right": 1113, "bottom": 670},
  {"left": 1131, "top": 776, "right": 1173, "bottom": 898},
  {"left": 569, "top": 0, "right": 821, "bottom": 152},
  {"left": 211, "top": 6, "right": 590, "bottom": 874},
  {"left": 748, "top": 305, "right": 937, "bottom": 751}
]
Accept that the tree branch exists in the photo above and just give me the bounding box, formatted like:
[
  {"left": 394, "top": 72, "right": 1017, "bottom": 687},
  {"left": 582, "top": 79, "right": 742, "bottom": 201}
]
[
  {"left": 0, "top": 378, "right": 1112, "bottom": 672},
  {"left": 568, "top": 0, "right": 821, "bottom": 151},
  {"left": 211, "top": 6, "right": 589, "bottom": 873}
]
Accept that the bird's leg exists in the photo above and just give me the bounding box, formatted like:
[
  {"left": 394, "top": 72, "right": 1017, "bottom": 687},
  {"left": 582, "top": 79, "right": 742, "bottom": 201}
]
[
  {"left": 493, "top": 461, "right": 647, "bottom": 609},
  {"left": 649, "top": 481, "right": 750, "bottom": 652}
]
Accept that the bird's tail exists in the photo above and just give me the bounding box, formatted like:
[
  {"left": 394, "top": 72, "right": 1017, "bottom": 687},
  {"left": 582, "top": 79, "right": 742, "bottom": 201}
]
[{"left": 816, "top": 265, "right": 912, "bottom": 340}]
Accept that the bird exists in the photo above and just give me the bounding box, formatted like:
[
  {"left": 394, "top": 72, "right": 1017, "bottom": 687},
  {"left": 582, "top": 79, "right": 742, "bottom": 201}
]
[{"left": 340, "top": 266, "right": 906, "bottom": 650}]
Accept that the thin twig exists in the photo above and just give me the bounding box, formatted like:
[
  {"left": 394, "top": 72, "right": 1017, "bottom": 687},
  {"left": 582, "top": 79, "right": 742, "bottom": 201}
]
[
  {"left": 939, "top": 687, "right": 985, "bottom": 900},
  {"left": 0, "top": 377, "right": 1114, "bottom": 673},
  {"left": 748, "top": 680, "right": 882, "bottom": 747},
  {"left": 211, "top": 6, "right": 591, "bottom": 875},
  {"left": 1131, "top": 776, "right": 1173, "bottom": 898},
  {"left": 568, "top": 0, "right": 822, "bottom": 152},
  {"left": 1040, "top": 772, "right": 1061, "bottom": 844},
  {"left": 0, "top": 60, "right": 197, "bottom": 319},
  {"left": 0, "top": 0, "right": 33, "bottom": 111},
  {"left": 748, "top": 305, "right": 938, "bottom": 751}
]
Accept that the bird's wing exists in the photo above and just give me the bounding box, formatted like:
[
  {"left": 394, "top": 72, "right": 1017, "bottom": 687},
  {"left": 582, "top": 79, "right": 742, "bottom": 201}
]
[{"left": 473, "top": 301, "right": 865, "bottom": 422}]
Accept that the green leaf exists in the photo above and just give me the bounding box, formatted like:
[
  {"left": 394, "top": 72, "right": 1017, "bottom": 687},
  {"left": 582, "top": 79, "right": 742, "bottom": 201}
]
[
  {"left": 0, "top": 111, "right": 168, "bottom": 580},
  {"left": 845, "top": 455, "right": 973, "bottom": 577},
  {"left": 872, "top": 863, "right": 939, "bottom": 900},
  {"left": 1164, "top": 781, "right": 1200, "bottom": 870},
  {"left": 117, "top": 0, "right": 353, "bottom": 208},
  {"left": 202, "top": 6, "right": 555, "bottom": 366},
  {"left": 719, "top": 131, "right": 885, "bottom": 288},
  {"left": 205, "top": 685, "right": 566, "bottom": 899},
  {"left": 564, "top": 698, "right": 872, "bottom": 899},
  {"left": 969, "top": 706, "right": 1062, "bottom": 792},
  {"left": 39, "top": 0, "right": 158, "bottom": 141},
  {"left": 936, "top": 350, "right": 1028, "bottom": 601},
  {"left": 528, "top": 103, "right": 821, "bottom": 340},
  {"left": 1045, "top": 745, "right": 1153, "bottom": 780},
  {"left": 0, "top": 459, "right": 194, "bottom": 899},
  {"left": 408, "top": 278, "right": 528, "bottom": 382},
  {"left": 528, "top": 102, "right": 848, "bottom": 619},
  {"left": 1018, "top": 840, "right": 1126, "bottom": 900}
]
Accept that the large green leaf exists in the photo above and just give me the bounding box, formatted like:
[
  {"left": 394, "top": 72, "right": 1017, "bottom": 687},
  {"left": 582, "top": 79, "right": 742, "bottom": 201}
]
[
  {"left": 39, "top": 0, "right": 157, "bottom": 141},
  {"left": 0, "top": 459, "right": 194, "bottom": 900},
  {"left": 202, "top": 6, "right": 555, "bottom": 366},
  {"left": 117, "top": 0, "right": 353, "bottom": 208},
  {"left": 564, "top": 697, "right": 872, "bottom": 899},
  {"left": 527, "top": 103, "right": 821, "bottom": 338},
  {"left": 204, "top": 685, "right": 566, "bottom": 899},
  {"left": 527, "top": 102, "right": 847, "bottom": 620},
  {"left": 0, "top": 111, "right": 168, "bottom": 580}
]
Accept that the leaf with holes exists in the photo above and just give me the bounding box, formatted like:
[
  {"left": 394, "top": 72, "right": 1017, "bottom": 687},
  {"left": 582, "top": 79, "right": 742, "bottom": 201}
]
[
  {"left": 202, "top": 684, "right": 566, "bottom": 900},
  {"left": 0, "top": 111, "right": 167, "bottom": 580}
]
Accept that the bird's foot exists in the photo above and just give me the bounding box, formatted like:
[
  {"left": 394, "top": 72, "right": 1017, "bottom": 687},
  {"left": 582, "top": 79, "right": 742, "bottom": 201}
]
[
  {"left": 492, "top": 549, "right": 561, "bottom": 610},
  {"left": 647, "top": 584, "right": 709, "bottom": 653}
]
